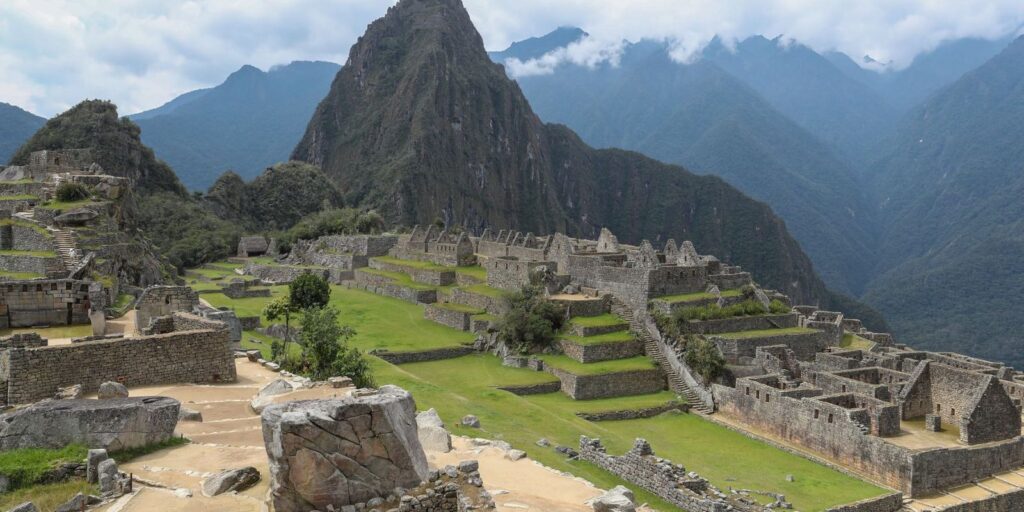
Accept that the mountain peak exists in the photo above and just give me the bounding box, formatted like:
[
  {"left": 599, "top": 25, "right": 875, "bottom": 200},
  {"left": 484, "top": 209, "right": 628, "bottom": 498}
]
[{"left": 490, "top": 26, "right": 588, "bottom": 62}]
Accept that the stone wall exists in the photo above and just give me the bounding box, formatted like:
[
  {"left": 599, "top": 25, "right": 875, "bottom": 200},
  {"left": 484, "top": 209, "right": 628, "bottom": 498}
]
[
  {"left": 576, "top": 401, "right": 688, "bottom": 421},
  {"left": 684, "top": 313, "right": 799, "bottom": 335},
  {"left": 0, "top": 333, "right": 46, "bottom": 349},
  {"left": 6, "top": 224, "right": 54, "bottom": 252},
  {"left": 579, "top": 437, "right": 759, "bottom": 512},
  {"left": 4, "top": 319, "right": 235, "bottom": 403},
  {"left": 930, "top": 488, "right": 1024, "bottom": 512},
  {"left": 244, "top": 263, "right": 329, "bottom": 285},
  {"left": 484, "top": 258, "right": 553, "bottom": 291},
  {"left": 568, "top": 321, "right": 628, "bottom": 337},
  {"left": 0, "top": 253, "right": 58, "bottom": 277},
  {"left": 351, "top": 272, "right": 437, "bottom": 304},
  {"left": 424, "top": 304, "right": 473, "bottom": 331},
  {"left": 559, "top": 338, "right": 644, "bottom": 363},
  {"left": 811, "top": 367, "right": 909, "bottom": 401},
  {"left": 551, "top": 296, "right": 607, "bottom": 317},
  {"left": 548, "top": 367, "right": 665, "bottom": 400},
  {"left": 910, "top": 438, "right": 1024, "bottom": 496},
  {"left": 712, "top": 330, "right": 831, "bottom": 363},
  {"left": 134, "top": 286, "right": 199, "bottom": 333},
  {"left": 370, "top": 346, "right": 474, "bottom": 365},
  {"left": 370, "top": 259, "right": 455, "bottom": 286},
  {"left": 0, "top": 279, "right": 95, "bottom": 328},
  {"left": 447, "top": 288, "right": 508, "bottom": 315},
  {"left": 715, "top": 380, "right": 914, "bottom": 493},
  {"left": 239, "top": 316, "right": 261, "bottom": 330},
  {"left": 496, "top": 381, "right": 562, "bottom": 396},
  {"left": 824, "top": 493, "right": 903, "bottom": 512},
  {"left": 708, "top": 271, "right": 753, "bottom": 290}
]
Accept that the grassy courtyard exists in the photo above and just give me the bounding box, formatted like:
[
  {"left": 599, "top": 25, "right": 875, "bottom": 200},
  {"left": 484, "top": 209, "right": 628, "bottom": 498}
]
[{"left": 194, "top": 258, "right": 888, "bottom": 510}]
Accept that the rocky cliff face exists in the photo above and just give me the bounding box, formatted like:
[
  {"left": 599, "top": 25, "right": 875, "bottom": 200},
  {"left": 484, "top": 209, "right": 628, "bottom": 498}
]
[{"left": 292, "top": 0, "right": 859, "bottom": 307}]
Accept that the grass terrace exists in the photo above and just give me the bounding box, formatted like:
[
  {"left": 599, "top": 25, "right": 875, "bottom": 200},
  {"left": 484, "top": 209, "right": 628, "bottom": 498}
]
[
  {"left": 0, "top": 271, "right": 45, "bottom": 280},
  {"left": 39, "top": 198, "right": 106, "bottom": 211},
  {"left": 357, "top": 267, "right": 438, "bottom": 291},
  {"left": 841, "top": 333, "right": 877, "bottom": 350},
  {"left": 0, "top": 249, "right": 57, "bottom": 258},
  {"left": 0, "top": 218, "right": 52, "bottom": 236},
  {"left": 0, "top": 194, "right": 40, "bottom": 201},
  {"left": 657, "top": 288, "right": 743, "bottom": 304},
  {"left": 539, "top": 354, "right": 656, "bottom": 376},
  {"left": 372, "top": 256, "right": 488, "bottom": 282},
  {"left": 561, "top": 331, "right": 635, "bottom": 346},
  {"left": 568, "top": 313, "right": 628, "bottom": 328},
  {"left": 715, "top": 326, "right": 818, "bottom": 339}
]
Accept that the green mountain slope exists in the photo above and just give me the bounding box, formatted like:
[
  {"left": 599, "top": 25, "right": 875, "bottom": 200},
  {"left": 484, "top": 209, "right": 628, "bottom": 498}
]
[
  {"left": 0, "top": 102, "right": 45, "bottom": 164},
  {"left": 132, "top": 61, "right": 340, "bottom": 190},
  {"left": 292, "top": 0, "right": 880, "bottom": 318},
  {"left": 864, "top": 36, "right": 1024, "bottom": 366}
]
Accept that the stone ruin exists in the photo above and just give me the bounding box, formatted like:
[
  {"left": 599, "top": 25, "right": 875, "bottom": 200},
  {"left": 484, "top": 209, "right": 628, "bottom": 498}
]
[
  {"left": 237, "top": 236, "right": 271, "bottom": 257},
  {"left": 261, "top": 385, "right": 494, "bottom": 511}
]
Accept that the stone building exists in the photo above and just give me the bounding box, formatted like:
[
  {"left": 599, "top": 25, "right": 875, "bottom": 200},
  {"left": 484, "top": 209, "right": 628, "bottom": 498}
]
[
  {"left": 133, "top": 285, "right": 199, "bottom": 333},
  {"left": 237, "top": 236, "right": 270, "bottom": 257}
]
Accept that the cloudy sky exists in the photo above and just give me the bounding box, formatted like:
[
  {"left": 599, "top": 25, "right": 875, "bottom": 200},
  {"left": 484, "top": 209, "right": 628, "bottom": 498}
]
[{"left": 2, "top": 0, "right": 1022, "bottom": 117}]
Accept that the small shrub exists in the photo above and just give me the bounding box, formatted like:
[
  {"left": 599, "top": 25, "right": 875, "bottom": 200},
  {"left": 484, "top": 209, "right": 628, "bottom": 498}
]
[
  {"left": 769, "top": 299, "right": 791, "bottom": 315},
  {"left": 497, "top": 285, "right": 566, "bottom": 353},
  {"left": 292, "top": 306, "right": 371, "bottom": 386},
  {"left": 685, "top": 336, "right": 725, "bottom": 384},
  {"left": 54, "top": 182, "right": 90, "bottom": 202}
]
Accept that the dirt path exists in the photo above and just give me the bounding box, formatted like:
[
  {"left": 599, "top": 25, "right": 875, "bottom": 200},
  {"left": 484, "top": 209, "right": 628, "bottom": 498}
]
[{"left": 100, "top": 360, "right": 630, "bottom": 511}]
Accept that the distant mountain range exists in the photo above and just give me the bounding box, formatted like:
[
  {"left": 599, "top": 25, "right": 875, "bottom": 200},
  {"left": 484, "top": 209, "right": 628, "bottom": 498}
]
[
  {"left": 129, "top": 61, "right": 340, "bottom": 190},
  {"left": 490, "top": 27, "right": 1024, "bottom": 366},
  {"left": 0, "top": 102, "right": 45, "bottom": 164}
]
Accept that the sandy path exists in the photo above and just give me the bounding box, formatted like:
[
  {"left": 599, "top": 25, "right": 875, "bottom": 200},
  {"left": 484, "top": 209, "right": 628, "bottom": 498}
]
[{"left": 100, "top": 360, "right": 627, "bottom": 512}]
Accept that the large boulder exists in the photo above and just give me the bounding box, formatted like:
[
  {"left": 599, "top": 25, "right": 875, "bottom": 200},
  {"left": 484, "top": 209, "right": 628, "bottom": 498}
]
[
  {"left": 0, "top": 397, "right": 180, "bottom": 451},
  {"left": 416, "top": 408, "right": 452, "bottom": 453},
  {"left": 54, "top": 208, "right": 99, "bottom": 226},
  {"left": 261, "top": 385, "right": 429, "bottom": 512},
  {"left": 249, "top": 379, "right": 295, "bottom": 413},
  {"left": 591, "top": 485, "right": 637, "bottom": 512},
  {"left": 201, "top": 467, "right": 261, "bottom": 496},
  {"left": 97, "top": 381, "right": 129, "bottom": 399}
]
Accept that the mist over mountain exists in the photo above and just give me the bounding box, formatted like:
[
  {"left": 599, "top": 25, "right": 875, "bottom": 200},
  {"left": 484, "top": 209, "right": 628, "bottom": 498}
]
[
  {"left": 131, "top": 60, "right": 340, "bottom": 191},
  {"left": 292, "top": 0, "right": 877, "bottom": 319},
  {"left": 0, "top": 102, "right": 46, "bottom": 164}
]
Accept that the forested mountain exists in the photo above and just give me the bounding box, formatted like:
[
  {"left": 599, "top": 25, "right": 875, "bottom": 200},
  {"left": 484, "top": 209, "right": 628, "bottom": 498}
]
[
  {"left": 10, "top": 100, "right": 185, "bottom": 194},
  {"left": 488, "top": 26, "right": 587, "bottom": 62},
  {"left": 862, "top": 36, "right": 1024, "bottom": 366},
  {"left": 293, "top": 0, "right": 878, "bottom": 318},
  {"left": 494, "top": 36, "right": 878, "bottom": 295},
  {"left": 0, "top": 102, "right": 46, "bottom": 164},
  {"left": 131, "top": 61, "right": 340, "bottom": 190},
  {"left": 701, "top": 36, "right": 899, "bottom": 166}
]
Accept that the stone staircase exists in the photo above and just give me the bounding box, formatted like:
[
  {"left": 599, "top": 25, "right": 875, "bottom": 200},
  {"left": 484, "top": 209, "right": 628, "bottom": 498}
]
[
  {"left": 53, "top": 229, "right": 80, "bottom": 271},
  {"left": 13, "top": 207, "right": 35, "bottom": 222},
  {"left": 611, "top": 298, "right": 714, "bottom": 414}
]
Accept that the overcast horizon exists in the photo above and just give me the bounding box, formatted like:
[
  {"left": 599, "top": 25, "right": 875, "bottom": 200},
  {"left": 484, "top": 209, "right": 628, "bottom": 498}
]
[{"left": 2, "top": 0, "right": 1023, "bottom": 117}]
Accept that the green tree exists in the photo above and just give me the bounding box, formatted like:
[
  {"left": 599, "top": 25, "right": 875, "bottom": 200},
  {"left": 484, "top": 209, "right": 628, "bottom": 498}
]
[
  {"left": 55, "top": 182, "right": 90, "bottom": 202},
  {"left": 497, "top": 285, "right": 565, "bottom": 353},
  {"left": 684, "top": 336, "right": 725, "bottom": 384},
  {"left": 289, "top": 273, "right": 331, "bottom": 310},
  {"left": 298, "top": 306, "right": 372, "bottom": 385},
  {"left": 263, "top": 296, "right": 297, "bottom": 362}
]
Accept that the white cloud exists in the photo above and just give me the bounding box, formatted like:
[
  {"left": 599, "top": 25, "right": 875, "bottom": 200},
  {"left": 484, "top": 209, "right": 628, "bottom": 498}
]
[{"left": 1, "top": 0, "right": 1022, "bottom": 116}]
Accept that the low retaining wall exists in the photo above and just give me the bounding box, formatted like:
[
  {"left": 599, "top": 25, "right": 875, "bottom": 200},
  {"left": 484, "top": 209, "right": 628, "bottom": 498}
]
[
  {"left": 348, "top": 275, "right": 437, "bottom": 304},
  {"left": 712, "top": 330, "right": 830, "bottom": 363},
  {"left": 649, "top": 294, "right": 748, "bottom": 316},
  {"left": 560, "top": 338, "right": 644, "bottom": 363},
  {"left": 369, "top": 259, "right": 455, "bottom": 286},
  {"left": 497, "top": 381, "right": 562, "bottom": 396},
  {"left": 370, "top": 346, "right": 474, "bottom": 365},
  {"left": 551, "top": 297, "right": 607, "bottom": 318},
  {"left": 548, "top": 367, "right": 665, "bottom": 400},
  {"left": 825, "top": 493, "right": 903, "bottom": 512},
  {"left": 685, "top": 314, "right": 798, "bottom": 335},
  {"left": 569, "top": 322, "right": 628, "bottom": 337},
  {"left": 447, "top": 288, "right": 507, "bottom": 315},
  {"left": 244, "top": 263, "right": 328, "bottom": 284},
  {"left": 239, "top": 316, "right": 261, "bottom": 330},
  {"left": 424, "top": 304, "right": 474, "bottom": 331},
  {"left": 576, "top": 401, "right": 688, "bottom": 421},
  {"left": 0, "top": 253, "right": 57, "bottom": 276},
  {"left": 3, "top": 316, "right": 235, "bottom": 404},
  {"left": 931, "top": 489, "right": 1024, "bottom": 511}
]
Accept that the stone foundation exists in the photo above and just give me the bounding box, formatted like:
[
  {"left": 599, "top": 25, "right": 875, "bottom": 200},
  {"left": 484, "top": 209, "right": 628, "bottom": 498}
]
[
  {"left": 548, "top": 367, "right": 665, "bottom": 400},
  {"left": 559, "top": 338, "right": 644, "bottom": 363},
  {"left": 424, "top": 304, "right": 475, "bottom": 331},
  {"left": 371, "top": 346, "right": 475, "bottom": 365}
]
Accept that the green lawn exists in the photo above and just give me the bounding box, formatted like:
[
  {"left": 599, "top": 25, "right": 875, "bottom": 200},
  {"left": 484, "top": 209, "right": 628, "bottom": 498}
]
[
  {"left": 0, "top": 194, "right": 39, "bottom": 201},
  {"left": 0, "top": 218, "right": 52, "bottom": 236},
  {"left": 376, "top": 355, "right": 885, "bottom": 511},
  {"left": 538, "top": 354, "right": 656, "bottom": 376},
  {"left": 561, "top": 330, "right": 635, "bottom": 345},
  {"left": 841, "top": 333, "right": 876, "bottom": 350},
  {"left": 471, "top": 313, "right": 497, "bottom": 322},
  {"left": 0, "top": 270, "right": 45, "bottom": 280},
  {"left": 657, "top": 288, "right": 743, "bottom": 304},
  {"left": 0, "top": 480, "right": 97, "bottom": 511},
  {"left": 0, "top": 249, "right": 56, "bottom": 258},
  {"left": 569, "top": 313, "right": 628, "bottom": 328},
  {"left": 205, "top": 284, "right": 475, "bottom": 353},
  {"left": 40, "top": 199, "right": 106, "bottom": 210},
  {"left": 715, "top": 327, "right": 818, "bottom": 339}
]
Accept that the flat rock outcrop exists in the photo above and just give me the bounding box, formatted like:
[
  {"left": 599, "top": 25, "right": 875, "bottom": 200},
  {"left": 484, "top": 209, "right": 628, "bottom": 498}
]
[
  {"left": 261, "top": 385, "right": 429, "bottom": 512},
  {"left": 0, "top": 397, "right": 180, "bottom": 451}
]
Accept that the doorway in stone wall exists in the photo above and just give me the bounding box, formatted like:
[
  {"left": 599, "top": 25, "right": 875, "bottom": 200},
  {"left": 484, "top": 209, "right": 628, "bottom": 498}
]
[{"left": 66, "top": 303, "right": 73, "bottom": 325}]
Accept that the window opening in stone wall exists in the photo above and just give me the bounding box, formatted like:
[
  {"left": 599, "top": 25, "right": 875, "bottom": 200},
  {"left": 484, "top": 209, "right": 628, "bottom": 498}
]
[
  {"left": 828, "top": 414, "right": 834, "bottom": 423},
  {"left": 814, "top": 409, "right": 819, "bottom": 419}
]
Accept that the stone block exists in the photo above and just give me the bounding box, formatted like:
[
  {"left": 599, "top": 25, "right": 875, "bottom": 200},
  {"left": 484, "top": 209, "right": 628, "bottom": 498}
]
[{"left": 925, "top": 414, "right": 942, "bottom": 432}]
